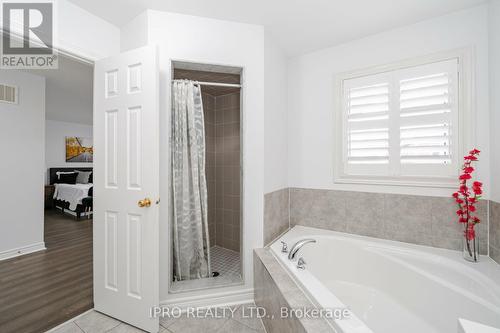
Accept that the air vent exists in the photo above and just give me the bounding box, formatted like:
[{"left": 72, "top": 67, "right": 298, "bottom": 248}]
[{"left": 0, "top": 84, "right": 18, "bottom": 104}]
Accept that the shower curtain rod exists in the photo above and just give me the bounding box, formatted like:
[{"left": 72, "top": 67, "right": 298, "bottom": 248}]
[{"left": 172, "top": 79, "right": 241, "bottom": 88}]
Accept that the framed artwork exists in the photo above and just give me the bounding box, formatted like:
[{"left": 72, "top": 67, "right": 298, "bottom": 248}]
[{"left": 65, "top": 137, "right": 93, "bottom": 163}]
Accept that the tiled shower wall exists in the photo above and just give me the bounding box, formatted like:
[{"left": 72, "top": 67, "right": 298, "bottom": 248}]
[
  {"left": 264, "top": 188, "right": 495, "bottom": 256},
  {"left": 203, "top": 92, "right": 217, "bottom": 247},
  {"left": 175, "top": 68, "right": 241, "bottom": 253},
  {"left": 214, "top": 93, "right": 241, "bottom": 252},
  {"left": 203, "top": 92, "right": 241, "bottom": 252}
]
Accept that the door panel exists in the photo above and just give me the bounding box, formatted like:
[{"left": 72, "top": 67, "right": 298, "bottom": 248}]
[{"left": 94, "top": 45, "right": 159, "bottom": 333}]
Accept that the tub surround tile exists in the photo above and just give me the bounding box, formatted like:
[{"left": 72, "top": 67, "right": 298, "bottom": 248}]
[
  {"left": 290, "top": 188, "right": 347, "bottom": 232},
  {"left": 430, "top": 198, "right": 488, "bottom": 254},
  {"left": 254, "top": 249, "right": 332, "bottom": 333},
  {"left": 490, "top": 201, "right": 500, "bottom": 264},
  {"left": 490, "top": 201, "right": 500, "bottom": 249},
  {"left": 382, "top": 194, "right": 435, "bottom": 247},
  {"left": 288, "top": 188, "right": 488, "bottom": 254},
  {"left": 264, "top": 188, "right": 290, "bottom": 246},
  {"left": 254, "top": 251, "right": 305, "bottom": 333},
  {"left": 491, "top": 246, "right": 500, "bottom": 265},
  {"left": 344, "top": 191, "right": 385, "bottom": 238}
]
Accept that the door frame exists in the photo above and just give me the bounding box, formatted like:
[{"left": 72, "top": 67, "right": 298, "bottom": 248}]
[{"left": 165, "top": 58, "right": 246, "bottom": 297}]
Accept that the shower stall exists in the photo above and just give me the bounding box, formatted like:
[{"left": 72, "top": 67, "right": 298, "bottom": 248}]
[{"left": 169, "top": 62, "right": 243, "bottom": 292}]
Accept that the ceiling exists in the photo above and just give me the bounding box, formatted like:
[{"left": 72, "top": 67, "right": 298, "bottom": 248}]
[
  {"left": 28, "top": 56, "right": 93, "bottom": 125},
  {"left": 67, "top": 0, "right": 486, "bottom": 56}
]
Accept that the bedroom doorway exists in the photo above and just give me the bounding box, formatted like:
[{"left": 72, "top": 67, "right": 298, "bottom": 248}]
[
  {"left": 0, "top": 54, "right": 95, "bottom": 333},
  {"left": 1, "top": 42, "right": 161, "bottom": 333}
]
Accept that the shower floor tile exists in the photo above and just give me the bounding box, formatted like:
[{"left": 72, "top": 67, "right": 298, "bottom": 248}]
[
  {"left": 169, "top": 246, "right": 241, "bottom": 293},
  {"left": 210, "top": 246, "right": 240, "bottom": 277}
]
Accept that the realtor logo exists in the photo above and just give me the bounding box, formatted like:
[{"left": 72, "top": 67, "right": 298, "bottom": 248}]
[{"left": 1, "top": 0, "right": 58, "bottom": 69}]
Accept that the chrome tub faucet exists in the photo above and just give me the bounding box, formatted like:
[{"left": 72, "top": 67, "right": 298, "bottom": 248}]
[
  {"left": 288, "top": 238, "right": 316, "bottom": 260},
  {"left": 297, "top": 257, "right": 306, "bottom": 270}
]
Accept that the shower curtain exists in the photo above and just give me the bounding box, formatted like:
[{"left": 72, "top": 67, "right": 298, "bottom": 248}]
[{"left": 171, "top": 80, "right": 211, "bottom": 281}]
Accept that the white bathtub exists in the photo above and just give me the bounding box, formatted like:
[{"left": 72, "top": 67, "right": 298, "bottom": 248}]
[{"left": 270, "top": 226, "right": 500, "bottom": 333}]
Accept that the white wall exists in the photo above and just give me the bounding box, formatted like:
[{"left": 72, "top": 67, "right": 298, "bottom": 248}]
[
  {"left": 57, "top": 0, "right": 120, "bottom": 60},
  {"left": 120, "top": 12, "right": 149, "bottom": 52},
  {"left": 1, "top": 0, "right": 121, "bottom": 61},
  {"left": 287, "top": 5, "right": 490, "bottom": 198},
  {"left": 264, "top": 33, "right": 288, "bottom": 194},
  {"left": 490, "top": 0, "right": 500, "bottom": 203},
  {"left": 0, "top": 71, "right": 45, "bottom": 259},
  {"left": 45, "top": 120, "right": 93, "bottom": 182},
  {"left": 145, "top": 10, "right": 265, "bottom": 304}
]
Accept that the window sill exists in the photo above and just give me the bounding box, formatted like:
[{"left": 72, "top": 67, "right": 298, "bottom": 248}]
[{"left": 333, "top": 176, "right": 457, "bottom": 189}]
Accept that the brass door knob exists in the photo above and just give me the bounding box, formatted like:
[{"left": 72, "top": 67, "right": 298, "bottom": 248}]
[{"left": 138, "top": 198, "right": 151, "bottom": 208}]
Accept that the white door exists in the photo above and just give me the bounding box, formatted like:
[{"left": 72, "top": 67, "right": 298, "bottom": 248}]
[{"left": 93, "top": 45, "right": 159, "bottom": 333}]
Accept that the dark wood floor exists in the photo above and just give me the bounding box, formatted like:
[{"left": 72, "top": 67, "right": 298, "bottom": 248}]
[{"left": 0, "top": 210, "right": 93, "bottom": 333}]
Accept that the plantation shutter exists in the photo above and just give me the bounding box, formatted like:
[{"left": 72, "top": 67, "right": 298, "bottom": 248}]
[
  {"left": 346, "top": 82, "right": 390, "bottom": 165},
  {"left": 398, "top": 60, "right": 458, "bottom": 166},
  {"left": 341, "top": 58, "right": 459, "bottom": 179}
]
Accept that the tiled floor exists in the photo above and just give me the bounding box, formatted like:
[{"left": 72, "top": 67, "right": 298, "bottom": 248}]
[
  {"left": 170, "top": 246, "right": 241, "bottom": 292},
  {"left": 210, "top": 246, "right": 241, "bottom": 277},
  {"left": 48, "top": 304, "right": 266, "bottom": 333}
]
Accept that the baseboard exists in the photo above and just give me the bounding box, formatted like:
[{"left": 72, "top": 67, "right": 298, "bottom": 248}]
[
  {"left": 161, "top": 288, "right": 254, "bottom": 310},
  {"left": 0, "top": 242, "right": 46, "bottom": 261}
]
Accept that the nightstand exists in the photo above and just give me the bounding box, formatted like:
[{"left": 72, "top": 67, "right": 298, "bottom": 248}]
[{"left": 45, "top": 185, "right": 55, "bottom": 209}]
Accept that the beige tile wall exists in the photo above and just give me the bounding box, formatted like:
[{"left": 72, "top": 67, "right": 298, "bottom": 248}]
[
  {"left": 203, "top": 92, "right": 217, "bottom": 247},
  {"left": 289, "top": 188, "right": 488, "bottom": 254},
  {"left": 214, "top": 92, "right": 241, "bottom": 252},
  {"left": 490, "top": 201, "right": 500, "bottom": 264},
  {"left": 263, "top": 188, "right": 290, "bottom": 246},
  {"left": 254, "top": 249, "right": 333, "bottom": 333},
  {"left": 263, "top": 188, "right": 491, "bottom": 255}
]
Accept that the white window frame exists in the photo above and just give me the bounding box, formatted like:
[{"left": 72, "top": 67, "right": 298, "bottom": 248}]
[{"left": 333, "top": 48, "right": 474, "bottom": 188}]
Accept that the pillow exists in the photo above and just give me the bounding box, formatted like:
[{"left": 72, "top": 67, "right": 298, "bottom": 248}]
[
  {"left": 56, "top": 172, "right": 78, "bottom": 184},
  {"left": 56, "top": 171, "right": 75, "bottom": 177},
  {"left": 75, "top": 170, "right": 92, "bottom": 184}
]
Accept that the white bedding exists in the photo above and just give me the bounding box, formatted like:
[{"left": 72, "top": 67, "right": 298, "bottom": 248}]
[{"left": 53, "top": 183, "right": 93, "bottom": 211}]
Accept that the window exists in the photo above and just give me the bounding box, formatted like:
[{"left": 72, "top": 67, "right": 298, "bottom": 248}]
[{"left": 335, "top": 51, "right": 472, "bottom": 187}]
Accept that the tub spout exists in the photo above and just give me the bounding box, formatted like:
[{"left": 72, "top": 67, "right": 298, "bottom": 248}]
[{"left": 288, "top": 239, "right": 316, "bottom": 260}]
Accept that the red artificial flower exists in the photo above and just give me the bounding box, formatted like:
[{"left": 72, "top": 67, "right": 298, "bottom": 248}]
[
  {"left": 453, "top": 148, "right": 481, "bottom": 242},
  {"left": 463, "top": 167, "right": 474, "bottom": 174},
  {"left": 459, "top": 174, "right": 472, "bottom": 180}
]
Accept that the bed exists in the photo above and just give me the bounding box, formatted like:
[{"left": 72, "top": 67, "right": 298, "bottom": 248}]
[{"left": 49, "top": 167, "right": 93, "bottom": 220}]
